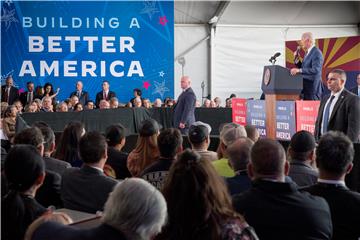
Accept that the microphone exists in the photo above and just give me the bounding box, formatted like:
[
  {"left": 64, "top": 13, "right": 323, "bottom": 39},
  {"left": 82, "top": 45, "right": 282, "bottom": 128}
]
[
  {"left": 294, "top": 46, "right": 301, "bottom": 64},
  {"left": 269, "top": 52, "right": 281, "bottom": 63}
]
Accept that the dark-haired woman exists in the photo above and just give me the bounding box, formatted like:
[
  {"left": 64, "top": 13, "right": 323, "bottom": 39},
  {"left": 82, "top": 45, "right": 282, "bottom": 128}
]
[
  {"left": 158, "top": 149, "right": 259, "bottom": 240},
  {"left": 43, "top": 82, "right": 60, "bottom": 105},
  {"left": 2, "top": 145, "right": 47, "bottom": 240}
]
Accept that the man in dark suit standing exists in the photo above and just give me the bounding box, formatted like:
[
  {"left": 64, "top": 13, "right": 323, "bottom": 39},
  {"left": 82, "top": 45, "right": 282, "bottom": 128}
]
[
  {"left": 290, "top": 32, "right": 324, "bottom": 100},
  {"left": 233, "top": 139, "right": 332, "bottom": 240},
  {"left": 1, "top": 76, "right": 19, "bottom": 105},
  {"left": 173, "top": 76, "right": 196, "bottom": 134},
  {"left": 314, "top": 69, "right": 360, "bottom": 142},
  {"left": 95, "top": 80, "right": 116, "bottom": 108},
  {"left": 349, "top": 73, "right": 360, "bottom": 96},
  {"left": 19, "top": 81, "right": 35, "bottom": 107},
  {"left": 61, "top": 131, "right": 118, "bottom": 213},
  {"left": 69, "top": 81, "right": 89, "bottom": 106},
  {"left": 303, "top": 131, "right": 360, "bottom": 240}
]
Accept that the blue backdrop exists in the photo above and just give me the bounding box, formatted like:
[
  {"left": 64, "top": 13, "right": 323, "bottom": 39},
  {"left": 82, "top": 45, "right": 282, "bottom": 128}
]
[{"left": 1, "top": 1, "right": 174, "bottom": 103}]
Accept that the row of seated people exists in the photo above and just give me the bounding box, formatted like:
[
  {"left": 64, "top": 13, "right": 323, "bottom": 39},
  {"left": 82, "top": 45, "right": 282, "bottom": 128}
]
[{"left": 1, "top": 118, "right": 360, "bottom": 240}]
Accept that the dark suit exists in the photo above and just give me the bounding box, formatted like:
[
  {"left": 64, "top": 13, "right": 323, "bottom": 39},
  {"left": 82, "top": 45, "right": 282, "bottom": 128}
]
[
  {"left": 36, "top": 170, "right": 62, "bottom": 208},
  {"left": 95, "top": 91, "right": 116, "bottom": 107},
  {"left": 61, "top": 165, "right": 118, "bottom": 213},
  {"left": 106, "top": 147, "right": 131, "bottom": 180},
  {"left": 225, "top": 171, "right": 252, "bottom": 195},
  {"left": 1, "top": 85, "right": 19, "bottom": 104},
  {"left": 288, "top": 160, "right": 318, "bottom": 187},
  {"left": 233, "top": 179, "right": 332, "bottom": 240},
  {"left": 350, "top": 86, "right": 359, "bottom": 96},
  {"left": 173, "top": 87, "right": 196, "bottom": 134},
  {"left": 19, "top": 91, "right": 35, "bottom": 106},
  {"left": 70, "top": 90, "right": 90, "bottom": 106},
  {"left": 32, "top": 222, "right": 126, "bottom": 240},
  {"left": 314, "top": 89, "right": 360, "bottom": 142},
  {"left": 303, "top": 183, "right": 360, "bottom": 240},
  {"left": 295, "top": 46, "right": 324, "bottom": 100},
  {"left": 44, "top": 156, "right": 71, "bottom": 176}
]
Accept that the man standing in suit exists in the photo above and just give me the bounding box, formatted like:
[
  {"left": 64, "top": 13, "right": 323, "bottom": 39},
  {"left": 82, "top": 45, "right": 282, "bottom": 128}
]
[
  {"left": 173, "top": 76, "right": 196, "bottom": 134},
  {"left": 1, "top": 76, "right": 19, "bottom": 104},
  {"left": 303, "top": 131, "right": 360, "bottom": 240},
  {"left": 314, "top": 69, "right": 360, "bottom": 142},
  {"left": 233, "top": 139, "right": 332, "bottom": 240},
  {"left": 69, "top": 81, "right": 89, "bottom": 106},
  {"left": 19, "top": 81, "right": 35, "bottom": 107},
  {"left": 349, "top": 73, "right": 360, "bottom": 96},
  {"left": 95, "top": 81, "right": 116, "bottom": 107},
  {"left": 61, "top": 131, "right": 118, "bottom": 213},
  {"left": 290, "top": 32, "right": 324, "bottom": 100}
]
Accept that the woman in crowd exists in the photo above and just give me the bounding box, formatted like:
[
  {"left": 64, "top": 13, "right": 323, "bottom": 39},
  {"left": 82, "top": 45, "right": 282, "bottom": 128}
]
[
  {"left": 158, "top": 149, "right": 258, "bottom": 240},
  {"left": 127, "top": 119, "right": 160, "bottom": 176},
  {"left": 2, "top": 145, "right": 47, "bottom": 240},
  {"left": 73, "top": 103, "right": 83, "bottom": 112},
  {"left": 43, "top": 82, "right": 60, "bottom": 105},
  {"left": 2, "top": 105, "right": 18, "bottom": 141},
  {"left": 53, "top": 121, "right": 85, "bottom": 167},
  {"left": 34, "top": 86, "right": 44, "bottom": 100}
]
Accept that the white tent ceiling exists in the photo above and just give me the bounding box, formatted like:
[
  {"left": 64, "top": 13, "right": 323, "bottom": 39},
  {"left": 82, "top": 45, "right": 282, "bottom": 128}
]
[{"left": 175, "top": 1, "right": 360, "bottom": 25}]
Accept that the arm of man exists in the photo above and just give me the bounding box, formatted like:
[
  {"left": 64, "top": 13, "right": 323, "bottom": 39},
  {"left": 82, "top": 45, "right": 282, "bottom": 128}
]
[{"left": 346, "top": 96, "right": 360, "bottom": 142}]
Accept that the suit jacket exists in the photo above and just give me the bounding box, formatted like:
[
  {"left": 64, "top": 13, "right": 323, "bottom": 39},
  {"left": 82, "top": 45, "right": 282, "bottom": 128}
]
[
  {"left": 173, "top": 87, "right": 196, "bottom": 132},
  {"left": 95, "top": 91, "right": 116, "bottom": 107},
  {"left": 19, "top": 91, "right": 35, "bottom": 107},
  {"left": 44, "top": 156, "right": 71, "bottom": 176},
  {"left": 225, "top": 171, "right": 252, "bottom": 195},
  {"left": 350, "top": 86, "right": 359, "bottom": 96},
  {"left": 70, "top": 90, "right": 90, "bottom": 106},
  {"left": 295, "top": 46, "right": 324, "bottom": 100},
  {"left": 233, "top": 179, "right": 332, "bottom": 240},
  {"left": 106, "top": 147, "right": 131, "bottom": 180},
  {"left": 61, "top": 165, "right": 118, "bottom": 213},
  {"left": 35, "top": 170, "right": 62, "bottom": 208},
  {"left": 1, "top": 85, "right": 19, "bottom": 104},
  {"left": 314, "top": 89, "right": 360, "bottom": 142},
  {"left": 303, "top": 183, "right": 360, "bottom": 240},
  {"left": 32, "top": 222, "right": 126, "bottom": 240},
  {"left": 288, "top": 160, "right": 318, "bottom": 187}
]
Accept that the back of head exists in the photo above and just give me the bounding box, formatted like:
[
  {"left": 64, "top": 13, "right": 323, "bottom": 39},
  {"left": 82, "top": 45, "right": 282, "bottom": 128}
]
[
  {"left": 250, "top": 139, "right": 286, "bottom": 178},
  {"left": 316, "top": 131, "right": 354, "bottom": 177},
  {"left": 14, "top": 127, "right": 44, "bottom": 148},
  {"left": 39, "top": 126, "right": 55, "bottom": 152},
  {"left": 54, "top": 121, "right": 84, "bottom": 160},
  {"left": 106, "top": 124, "right": 126, "bottom": 147},
  {"left": 220, "top": 124, "right": 247, "bottom": 147},
  {"left": 79, "top": 131, "right": 107, "bottom": 164},
  {"left": 227, "top": 137, "right": 254, "bottom": 172},
  {"left": 162, "top": 149, "right": 238, "bottom": 239},
  {"left": 139, "top": 118, "right": 159, "bottom": 137},
  {"left": 289, "top": 130, "right": 316, "bottom": 161},
  {"left": 188, "top": 122, "right": 211, "bottom": 147},
  {"left": 103, "top": 178, "right": 167, "bottom": 240},
  {"left": 158, "top": 128, "right": 182, "bottom": 158},
  {"left": 245, "top": 125, "right": 259, "bottom": 142}
]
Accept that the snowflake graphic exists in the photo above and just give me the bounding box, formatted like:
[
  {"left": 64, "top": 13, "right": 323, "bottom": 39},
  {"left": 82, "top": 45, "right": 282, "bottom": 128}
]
[
  {"left": 1, "top": 7, "right": 18, "bottom": 31},
  {"left": 0, "top": 70, "right": 14, "bottom": 83},
  {"left": 4, "top": 0, "right": 13, "bottom": 7},
  {"left": 152, "top": 80, "right": 169, "bottom": 99},
  {"left": 140, "top": 0, "right": 159, "bottom": 20}
]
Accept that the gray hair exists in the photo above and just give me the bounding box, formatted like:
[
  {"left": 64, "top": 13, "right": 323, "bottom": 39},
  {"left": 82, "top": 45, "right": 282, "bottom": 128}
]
[{"left": 103, "top": 178, "right": 167, "bottom": 240}]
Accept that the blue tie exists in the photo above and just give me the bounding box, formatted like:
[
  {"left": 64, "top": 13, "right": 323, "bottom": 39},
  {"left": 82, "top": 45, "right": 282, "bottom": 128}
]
[{"left": 322, "top": 95, "right": 335, "bottom": 133}]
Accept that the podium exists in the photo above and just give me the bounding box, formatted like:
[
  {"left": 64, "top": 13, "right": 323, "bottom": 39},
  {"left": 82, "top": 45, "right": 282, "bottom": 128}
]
[{"left": 261, "top": 65, "right": 303, "bottom": 139}]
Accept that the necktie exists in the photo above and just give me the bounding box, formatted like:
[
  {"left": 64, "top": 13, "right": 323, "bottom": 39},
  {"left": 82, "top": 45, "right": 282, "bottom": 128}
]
[
  {"left": 4, "top": 88, "right": 9, "bottom": 103},
  {"left": 77, "top": 91, "right": 81, "bottom": 98},
  {"left": 322, "top": 95, "right": 335, "bottom": 133},
  {"left": 103, "top": 92, "right": 107, "bottom": 100}
]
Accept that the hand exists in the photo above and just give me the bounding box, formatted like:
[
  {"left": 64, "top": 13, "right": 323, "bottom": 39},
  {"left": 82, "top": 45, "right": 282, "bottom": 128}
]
[
  {"left": 290, "top": 68, "right": 300, "bottom": 76},
  {"left": 179, "top": 123, "right": 185, "bottom": 129}
]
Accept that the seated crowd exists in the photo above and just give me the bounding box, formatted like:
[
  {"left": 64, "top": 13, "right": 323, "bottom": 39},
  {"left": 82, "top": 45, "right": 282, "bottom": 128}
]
[{"left": 1, "top": 116, "right": 360, "bottom": 240}]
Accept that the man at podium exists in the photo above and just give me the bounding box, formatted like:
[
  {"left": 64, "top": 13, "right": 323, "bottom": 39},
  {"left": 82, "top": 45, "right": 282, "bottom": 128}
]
[{"left": 290, "top": 32, "right": 324, "bottom": 100}]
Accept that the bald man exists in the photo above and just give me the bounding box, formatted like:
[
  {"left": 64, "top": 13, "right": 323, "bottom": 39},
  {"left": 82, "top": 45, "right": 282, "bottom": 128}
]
[
  {"left": 290, "top": 32, "right": 324, "bottom": 100},
  {"left": 69, "top": 81, "right": 89, "bottom": 106},
  {"left": 173, "top": 76, "right": 197, "bottom": 134}
]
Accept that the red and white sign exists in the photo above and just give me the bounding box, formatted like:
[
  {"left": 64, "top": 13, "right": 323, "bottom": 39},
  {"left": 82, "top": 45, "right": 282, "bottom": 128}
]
[
  {"left": 232, "top": 98, "right": 247, "bottom": 126},
  {"left": 295, "top": 100, "right": 320, "bottom": 134}
]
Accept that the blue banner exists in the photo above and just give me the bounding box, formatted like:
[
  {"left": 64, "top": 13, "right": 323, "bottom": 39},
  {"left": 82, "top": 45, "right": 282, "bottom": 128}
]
[
  {"left": 275, "top": 101, "right": 296, "bottom": 140},
  {"left": 246, "top": 100, "right": 266, "bottom": 138},
  {"left": 1, "top": 1, "right": 174, "bottom": 103}
]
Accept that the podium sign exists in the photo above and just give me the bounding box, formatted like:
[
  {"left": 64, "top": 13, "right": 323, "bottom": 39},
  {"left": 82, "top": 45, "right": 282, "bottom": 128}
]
[
  {"left": 275, "top": 101, "right": 296, "bottom": 140},
  {"left": 247, "top": 100, "right": 266, "bottom": 138},
  {"left": 232, "top": 98, "right": 247, "bottom": 126},
  {"left": 296, "top": 101, "right": 320, "bottom": 134}
]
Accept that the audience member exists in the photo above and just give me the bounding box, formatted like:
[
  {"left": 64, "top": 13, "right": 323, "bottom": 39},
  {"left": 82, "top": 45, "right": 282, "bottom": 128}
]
[
  {"left": 20, "top": 81, "right": 35, "bottom": 107},
  {"left": 225, "top": 98, "right": 232, "bottom": 108},
  {"left": 188, "top": 121, "right": 218, "bottom": 161},
  {"left": 127, "top": 119, "right": 160, "bottom": 176},
  {"left": 158, "top": 149, "right": 258, "bottom": 240},
  {"left": 43, "top": 82, "right": 60, "bottom": 105},
  {"left": 349, "top": 73, "right": 360, "bottom": 96},
  {"left": 213, "top": 123, "right": 247, "bottom": 177},
  {"left": 85, "top": 100, "right": 95, "bottom": 110},
  {"left": 143, "top": 98, "right": 152, "bottom": 108},
  {"left": 99, "top": 99, "right": 110, "bottom": 109},
  {"left": 203, "top": 98, "right": 211, "bottom": 108},
  {"left": 165, "top": 98, "right": 174, "bottom": 107},
  {"left": 13, "top": 127, "right": 62, "bottom": 208},
  {"left": 210, "top": 100, "right": 216, "bottom": 108},
  {"left": 2, "top": 145, "right": 47, "bottom": 240},
  {"left": 69, "top": 81, "right": 89, "bottom": 106},
  {"left": 214, "top": 97, "right": 222, "bottom": 107},
  {"left": 109, "top": 97, "right": 119, "bottom": 109},
  {"left": 2, "top": 105, "right": 17, "bottom": 141},
  {"left": 24, "top": 102, "right": 38, "bottom": 113},
  {"left": 40, "top": 96, "right": 53, "bottom": 112},
  {"left": 61, "top": 131, "right": 118, "bottom": 213},
  {"left": 13, "top": 99, "right": 24, "bottom": 113},
  {"left": 53, "top": 121, "right": 85, "bottom": 167},
  {"left": 245, "top": 125, "right": 260, "bottom": 142},
  {"left": 56, "top": 101, "right": 68, "bottom": 112},
  {"left": 133, "top": 97, "right": 143, "bottom": 108},
  {"left": 34, "top": 86, "right": 44, "bottom": 100},
  {"left": 73, "top": 103, "right": 83, "bottom": 112},
  {"left": 69, "top": 95, "right": 79, "bottom": 110},
  {"left": 153, "top": 98, "right": 162, "bottom": 107},
  {"left": 141, "top": 128, "right": 183, "bottom": 190},
  {"left": 95, "top": 80, "right": 116, "bottom": 107},
  {"left": 233, "top": 139, "right": 332, "bottom": 240},
  {"left": 31, "top": 178, "right": 167, "bottom": 240},
  {"left": 105, "top": 124, "right": 132, "bottom": 179},
  {"left": 40, "top": 126, "right": 71, "bottom": 176},
  {"left": 130, "top": 88, "right": 142, "bottom": 106},
  {"left": 1, "top": 76, "right": 19, "bottom": 105},
  {"left": 1, "top": 102, "right": 9, "bottom": 117},
  {"left": 288, "top": 130, "right": 318, "bottom": 187},
  {"left": 303, "top": 131, "right": 360, "bottom": 240},
  {"left": 225, "top": 137, "right": 253, "bottom": 195}
]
